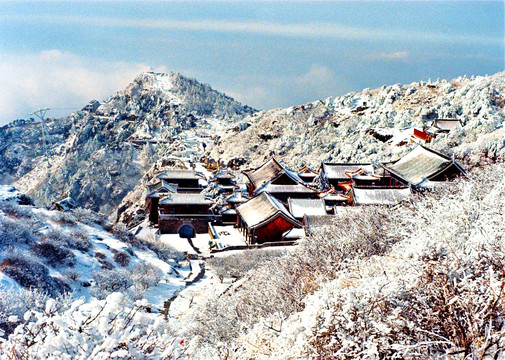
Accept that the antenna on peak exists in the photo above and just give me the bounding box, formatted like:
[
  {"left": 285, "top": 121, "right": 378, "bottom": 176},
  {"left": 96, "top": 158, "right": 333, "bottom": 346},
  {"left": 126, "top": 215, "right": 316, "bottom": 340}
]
[{"left": 30, "top": 108, "right": 52, "bottom": 164}]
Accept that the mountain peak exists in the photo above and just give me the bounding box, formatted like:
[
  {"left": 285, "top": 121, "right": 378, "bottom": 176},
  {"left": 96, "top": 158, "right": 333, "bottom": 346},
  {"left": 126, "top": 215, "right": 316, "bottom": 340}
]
[{"left": 96, "top": 70, "right": 255, "bottom": 120}]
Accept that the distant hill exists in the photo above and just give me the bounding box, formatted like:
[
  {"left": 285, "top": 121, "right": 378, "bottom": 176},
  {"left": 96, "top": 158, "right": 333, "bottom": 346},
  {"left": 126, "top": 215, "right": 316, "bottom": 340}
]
[
  {"left": 0, "top": 72, "right": 255, "bottom": 214},
  {"left": 206, "top": 72, "right": 505, "bottom": 171}
]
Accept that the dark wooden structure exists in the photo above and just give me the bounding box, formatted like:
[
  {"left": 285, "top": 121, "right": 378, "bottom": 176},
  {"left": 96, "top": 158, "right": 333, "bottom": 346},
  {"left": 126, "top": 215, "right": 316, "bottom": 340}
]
[
  {"left": 243, "top": 158, "right": 303, "bottom": 196},
  {"left": 157, "top": 193, "right": 216, "bottom": 235},
  {"left": 236, "top": 192, "right": 301, "bottom": 244},
  {"left": 155, "top": 169, "right": 201, "bottom": 193}
]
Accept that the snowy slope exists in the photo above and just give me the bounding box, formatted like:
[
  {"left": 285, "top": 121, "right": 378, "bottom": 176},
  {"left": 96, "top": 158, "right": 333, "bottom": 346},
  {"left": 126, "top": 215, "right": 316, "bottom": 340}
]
[
  {"left": 207, "top": 72, "right": 505, "bottom": 172},
  {"left": 0, "top": 186, "right": 187, "bottom": 319}
]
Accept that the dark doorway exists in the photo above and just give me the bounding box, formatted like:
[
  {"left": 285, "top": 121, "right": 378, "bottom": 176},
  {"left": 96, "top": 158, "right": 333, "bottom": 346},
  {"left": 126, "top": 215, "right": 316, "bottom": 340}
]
[{"left": 178, "top": 224, "right": 195, "bottom": 238}]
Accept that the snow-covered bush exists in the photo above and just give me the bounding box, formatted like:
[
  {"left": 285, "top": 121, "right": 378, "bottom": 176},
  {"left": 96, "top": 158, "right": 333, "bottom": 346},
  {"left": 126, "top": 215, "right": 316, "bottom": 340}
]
[
  {"left": 67, "top": 230, "right": 93, "bottom": 252},
  {"left": 0, "top": 201, "right": 34, "bottom": 219},
  {"left": 112, "top": 249, "right": 131, "bottom": 267},
  {"left": 0, "top": 286, "right": 69, "bottom": 337},
  {"left": 31, "top": 242, "right": 76, "bottom": 267},
  {"left": 0, "top": 248, "right": 69, "bottom": 296},
  {"left": 231, "top": 163, "right": 505, "bottom": 359},
  {"left": 51, "top": 211, "right": 78, "bottom": 226},
  {"left": 207, "top": 249, "right": 287, "bottom": 281},
  {"left": 90, "top": 263, "right": 162, "bottom": 300},
  {"left": 142, "top": 236, "right": 185, "bottom": 263},
  {"left": 0, "top": 214, "right": 37, "bottom": 250},
  {"left": 71, "top": 207, "right": 107, "bottom": 225},
  {"left": 42, "top": 228, "right": 92, "bottom": 253},
  {"left": 109, "top": 223, "right": 144, "bottom": 248},
  {"left": 0, "top": 293, "right": 183, "bottom": 359}
]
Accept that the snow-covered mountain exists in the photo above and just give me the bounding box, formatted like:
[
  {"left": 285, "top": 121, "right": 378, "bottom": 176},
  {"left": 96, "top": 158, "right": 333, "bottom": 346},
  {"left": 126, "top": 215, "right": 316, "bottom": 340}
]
[
  {"left": 0, "top": 72, "right": 255, "bottom": 215},
  {"left": 0, "top": 71, "right": 504, "bottom": 358},
  {"left": 207, "top": 72, "right": 505, "bottom": 171}
]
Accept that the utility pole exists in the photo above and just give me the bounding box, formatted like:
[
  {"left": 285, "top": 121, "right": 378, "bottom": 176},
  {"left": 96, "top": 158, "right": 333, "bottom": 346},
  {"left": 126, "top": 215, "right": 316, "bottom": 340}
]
[{"left": 31, "top": 108, "right": 51, "bottom": 163}]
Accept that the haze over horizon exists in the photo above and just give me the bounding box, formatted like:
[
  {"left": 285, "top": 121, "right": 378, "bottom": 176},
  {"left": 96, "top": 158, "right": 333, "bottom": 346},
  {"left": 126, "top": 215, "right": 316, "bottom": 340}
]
[{"left": 0, "top": 0, "right": 503, "bottom": 124}]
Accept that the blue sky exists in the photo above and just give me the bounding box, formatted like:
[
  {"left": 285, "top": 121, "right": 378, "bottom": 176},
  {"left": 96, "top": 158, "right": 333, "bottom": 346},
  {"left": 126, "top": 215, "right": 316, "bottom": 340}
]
[{"left": 0, "top": 1, "right": 503, "bottom": 124}]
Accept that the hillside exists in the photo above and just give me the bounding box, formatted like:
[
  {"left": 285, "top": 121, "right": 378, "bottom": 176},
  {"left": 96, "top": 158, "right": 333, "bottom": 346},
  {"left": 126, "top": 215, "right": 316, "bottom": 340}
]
[
  {"left": 0, "top": 71, "right": 504, "bottom": 358},
  {"left": 207, "top": 72, "right": 505, "bottom": 171},
  {"left": 0, "top": 72, "right": 254, "bottom": 215},
  {"left": 177, "top": 163, "right": 504, "bottom": 359},
  {"left": 1, "top": 163, "right": 502, "bottom": 359}
]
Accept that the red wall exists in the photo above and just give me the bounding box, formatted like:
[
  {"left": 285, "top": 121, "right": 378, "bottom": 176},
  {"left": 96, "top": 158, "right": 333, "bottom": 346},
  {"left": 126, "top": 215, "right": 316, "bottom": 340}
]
[{"left": 254, "top": 216, "right": 296, "bottom": 243}]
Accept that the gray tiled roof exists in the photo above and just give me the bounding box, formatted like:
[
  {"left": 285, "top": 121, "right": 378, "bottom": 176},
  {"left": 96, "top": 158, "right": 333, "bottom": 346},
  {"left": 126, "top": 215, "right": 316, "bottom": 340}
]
[
  {"left": 156, "top": 169, "right": 200, "bottom": 180},
  {"left": 243, "top": 158, "right": 302, "bottom": 188},
  {"left": 381, "top": 146, "right": 457, "bottom": 186},
  {"left": 288, "top": 198, "right": 327, "bottom": 218},
  {"left": 254, "top": 183, "right": 318, "bottom": 195},
  {"left": 321, "top": 163, "right": 372, "bottom": 180},
  {"left": 237, "top": 192, "right": 301, "bottom": 229},
  {"left": 159, "top": 193, "right": 212, "bottom": 205},
  {"left": 352, "top": 186, "right": 411, "bottom": 205}
]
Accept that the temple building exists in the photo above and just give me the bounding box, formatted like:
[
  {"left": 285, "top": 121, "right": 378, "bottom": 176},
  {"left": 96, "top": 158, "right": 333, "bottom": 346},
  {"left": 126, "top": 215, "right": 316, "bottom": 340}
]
[
  {"left": 380, "top": 145, "right": 465, "bottom": 189},
  {"left": 236, "top": 192, "right": 302, "bottom": 244}
]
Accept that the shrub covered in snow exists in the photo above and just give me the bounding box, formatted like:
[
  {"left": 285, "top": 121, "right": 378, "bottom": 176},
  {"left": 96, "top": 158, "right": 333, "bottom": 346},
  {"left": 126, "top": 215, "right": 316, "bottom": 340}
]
[
  {"left": 51, "top": 210, "right": 78, "bottom": 226},
  {"left": 207, "top": 249, "right": 287, "bottom": 281},
  {"left": 0, "top": 286, "right": 68, "bottom": 337},
  {"left": 0, "top": 201, "right": 34, "bottom": 219},
  {"left": 90, "top": 263, "right": 162, "bottom": 300},
  {"left": 0, "top": 293, "right": 185, "bottom": 359},
  {"left": 0, "top": 214, "right": 37, "bottom": 250},
  {"left": 31, "top": 242, "right": 76, "bottom": 267},
  {"left": 71, "top": 207, "right": 107, "bottom": 226},
  {"left": 112, "top": 249, "right": 131, "bottom": 267},
  {"left": 0, "top": 249, "right": 69, "bottom": 297}
]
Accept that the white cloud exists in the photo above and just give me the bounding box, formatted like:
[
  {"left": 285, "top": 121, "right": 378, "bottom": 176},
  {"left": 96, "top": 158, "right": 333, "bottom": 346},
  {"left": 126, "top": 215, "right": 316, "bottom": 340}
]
[
  {"left": 3, "top": 14, "right": 502, "bottom": 46},
  {"left": 0, "top": 50, "right": 158, "bottom": 124},
  {"left": 369, "top": 51, "right": 410, "bottom": 61},
  {"left": 295, "top": 64, "right": 335, "bottom": 86},
  {"left": 217, "top": 65, "right": 339, "bottom": 110}
]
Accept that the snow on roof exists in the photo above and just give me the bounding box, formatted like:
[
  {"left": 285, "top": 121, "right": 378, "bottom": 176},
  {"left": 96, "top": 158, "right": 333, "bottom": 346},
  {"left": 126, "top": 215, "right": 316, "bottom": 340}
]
[
  {"left": 322, "top": 163, "right": 372, "bottom": 180},
  {"left": 288, "top": 198, "right": 327, "bottom": 218},
  {"left": 214, "top": 169, "right": 235, "bottom": 179},
  {"left": 159, "top": 193, "right": 212, "bottom": 206},
  {"left": 352, "top": 186, "right": 411, "bottom": 205},
  {"left": 282, "top": 227, "right": 305, "bottom": 239},
  {"left": 225, "top": 189, "right": 248, "bottom": 203},
  {"left": 237, "top": 192, "right": 301, "bottom": 229},
  {"left": 432, "top": 118, "right": 461, "bottom": 131},
  {"left": 319, "top": 193, "right": 350, "bottom": 202},
  {"left": 381, "top": 145, "right": 461, "bottom": 186},
  {"left": 243, "top": 158, "right": 302, "bottom": 188},
  {"left": 253, "top": 182, "right": 318, "bottom": 196},
  {"left": 156, "top": 169, "right": 200, "bottom": 180},
  {"left": 147, "top": 180, "right": 178, "bottom": 197}
]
